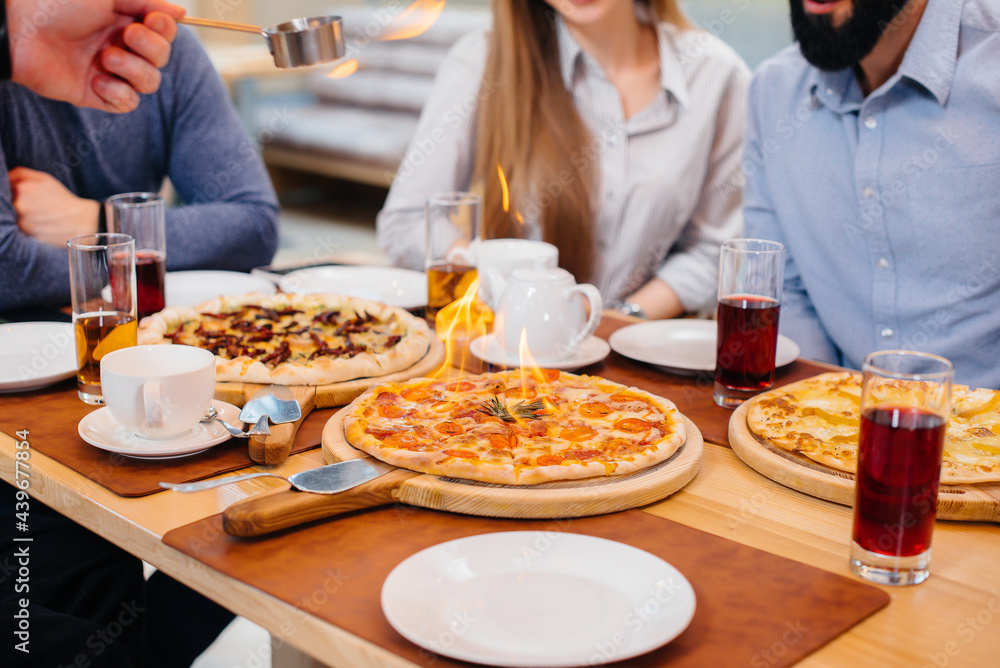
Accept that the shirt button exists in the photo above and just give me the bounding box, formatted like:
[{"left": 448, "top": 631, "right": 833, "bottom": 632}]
[
  {"left": 864, "top": 116, "right": 878, "bottom": 130},
  {"left": 878, "top": 258, "right": 889, "bottom": 269},
  {"left": 607, "top": 135, "right": 619, "bottom": 147},
  {"left": 862, "top": 186, "right": 875, "bottom": 198},
  {"left": 881, "top": 328, "right": 894, "bottom": 338}
]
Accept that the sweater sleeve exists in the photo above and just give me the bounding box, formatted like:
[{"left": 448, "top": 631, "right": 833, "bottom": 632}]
[{"left": 156, "top": 29, "right": 280, "bottom": 273}]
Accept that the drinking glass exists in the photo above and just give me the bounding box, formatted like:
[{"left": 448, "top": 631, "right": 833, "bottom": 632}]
[
  {"left": 67, "top": 233, "right": 138, "bottom": 404},
  {"left": 105, "top": 192, "right": 166, "bottom": 321},
  {"left": 425, "top": 192, "right": 481, "bottom": 321},
  {"left": 850, "top": 350, "right": 953, "bottom": 586},
  {"left": 713, "top": 239, "right": 785, "bottom": 408}
]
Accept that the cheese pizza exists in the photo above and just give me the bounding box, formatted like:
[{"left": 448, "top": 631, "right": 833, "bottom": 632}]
[{"left": 747, "top": 372, "right": 1000, "bottom": 483}]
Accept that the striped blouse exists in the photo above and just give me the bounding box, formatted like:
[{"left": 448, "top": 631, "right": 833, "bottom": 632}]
[{"left": 376, "top": 14, "right": 750, "bottom": 313}]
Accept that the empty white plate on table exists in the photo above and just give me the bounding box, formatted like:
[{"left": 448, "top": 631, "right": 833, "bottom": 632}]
[
  {"left": 278, "top": 266, "right": 427, "bottom": 309},
  {"left": 165, "top": 271, "right": 277, "bottom": 308},
  {"left": 381, "top": 531, "right": 696, "bottom": 667},
  {"left": 0, "top": 322, "right": 76, "bottom": 393},
  {"left": 609, "top": 319, "right": 799, "bottom": 375}
]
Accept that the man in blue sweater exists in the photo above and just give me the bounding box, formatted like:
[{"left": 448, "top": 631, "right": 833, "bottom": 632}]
[
  {"left": 0, "top": 25, "right": 280, "bottom": 314},
  {"left": 0, "top": 24, "right": 280, "bottom": 667}
]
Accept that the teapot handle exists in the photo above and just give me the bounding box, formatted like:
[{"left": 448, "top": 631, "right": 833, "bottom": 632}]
[
  {"left": 478, "top": 267, "right": 506, "bottom": 310},
  {"left": 563, "top": 284, "right": 603, "bottom": 354}
]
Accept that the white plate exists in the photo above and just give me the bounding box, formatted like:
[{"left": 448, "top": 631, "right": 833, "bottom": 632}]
[
  {"left": 0, "top": 322, "right": 76, "bottom": 393},
  {"left": 78, "top": 400, "right": 240, "bottom": 459},
  {"left": 382, "top": 532, "right": 696, "bottom": 667},
  {"left": 609, "top": 319, "right": 799, "bottom": 375},
  {"left": 469, "top": 334, "right": 610, "bottom": 371},
  {"left": 278, "top": 266, "right": 427, "bottom": 309},
  {"left": 165, "top": 270, "right": 277, "bottom": 308}
]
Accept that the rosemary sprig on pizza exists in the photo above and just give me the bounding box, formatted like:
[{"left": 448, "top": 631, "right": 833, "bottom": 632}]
[
  {"left": 138, "top": 292, "right": 432, "bottom": 385},
  {"left": 342, "top": 369, "right": 687, "bottom": 485},
  {"left": 747, "top": 372, "right": 1000, "bottom": 484}
]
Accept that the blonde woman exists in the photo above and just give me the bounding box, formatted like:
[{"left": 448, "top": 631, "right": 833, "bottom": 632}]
[{"left": 376, "top": 0, "right": 749, "bottom": 319}]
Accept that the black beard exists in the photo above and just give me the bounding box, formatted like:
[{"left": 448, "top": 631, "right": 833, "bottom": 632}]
[{"left": 790, "top": 0, "right": 913, "bottom": 71}]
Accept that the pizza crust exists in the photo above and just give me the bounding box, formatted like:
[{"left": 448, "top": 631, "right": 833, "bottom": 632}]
[
  {"left": 747, "top": 372, "right": 1000, "bottom": 484},
  {"left": 139, "top": 292, "right": 432, "bottom": 385},
  {"left": 342, "top": 370, "right": 686, "bottom": 486}
]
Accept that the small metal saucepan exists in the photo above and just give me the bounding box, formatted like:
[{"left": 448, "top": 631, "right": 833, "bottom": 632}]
[{"left": 180, "top": 15, "right": 345, "bottom": 68}]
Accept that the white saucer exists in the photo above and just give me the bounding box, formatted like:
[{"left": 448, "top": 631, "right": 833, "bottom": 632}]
[
  {"left": 469, "top": 334, "right": 610, "bottom": 370},
  {"left": 78, "top": 400, "right": 240, "bottom": 459},
  {"left": 382, "top": 532, "right": 696, "bottom": 667},
  {"left": 609, "top": 319, "right": 799, "bottom": 376}
]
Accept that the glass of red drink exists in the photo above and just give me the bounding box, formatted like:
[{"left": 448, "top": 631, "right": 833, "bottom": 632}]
[
  {"left": 67, "top": 233, "right": 138, "bottom": 404},
  {"left": 713, "top": 239, "right": 785, "bottom": 408},
  {"left": 850, "top": 350, "right": 953, "bottom": 586},
  {"left": 105, "top": 193, "right": 166, "bottom": 322}
]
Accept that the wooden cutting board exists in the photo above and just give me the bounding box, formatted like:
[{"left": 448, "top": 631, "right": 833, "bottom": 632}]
[
  {"left": 211, "top": 338, "right": 446, "bottom": 465},
  {"left": 221, "top": 409, "right": 703, "bottom": 537},
  {"left": 729, "top": 398, "right": 1000, "bottom": 523}
]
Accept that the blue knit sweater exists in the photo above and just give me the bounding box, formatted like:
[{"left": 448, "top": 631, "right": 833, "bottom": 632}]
[{"left": 0, "top": 27, "right": 280, "bottom": 312}]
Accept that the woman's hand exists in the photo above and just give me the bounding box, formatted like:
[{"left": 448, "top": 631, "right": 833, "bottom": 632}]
[{"left": 10, "top": 167, "right": 101, "bottom": 246}]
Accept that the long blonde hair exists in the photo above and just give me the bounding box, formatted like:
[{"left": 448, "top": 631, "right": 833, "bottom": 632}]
[{"left": 473, "top": 0, "right": 692, "bottom": 281}]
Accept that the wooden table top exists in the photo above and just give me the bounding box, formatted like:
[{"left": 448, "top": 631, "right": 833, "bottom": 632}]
[{"left": 2, "top": 318, "right": 999, "bottom": 667}]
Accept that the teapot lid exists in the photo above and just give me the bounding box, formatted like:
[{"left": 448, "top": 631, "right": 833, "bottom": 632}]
[{"left": 509, "top": 267, "right": 573, "bottom": 284}]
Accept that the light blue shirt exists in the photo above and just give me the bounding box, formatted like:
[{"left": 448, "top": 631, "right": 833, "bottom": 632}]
[{"left": 743, "top": 0, "right": 1000, "bottom": 390}]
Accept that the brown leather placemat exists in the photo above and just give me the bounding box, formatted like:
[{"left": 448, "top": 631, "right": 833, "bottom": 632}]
[
  {"left": 0, "top": 380, "right": 327, "bottom": 497},
  {"left": 589, "top": 318, "right": 838, "bottom": 446},
  {"left": 164, "top": 507, "right": 888, "bottom": 667}
]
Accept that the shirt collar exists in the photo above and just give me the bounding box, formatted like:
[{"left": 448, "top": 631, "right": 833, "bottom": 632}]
[
  {"left": 806, "top": 0, "right": 963, "bottom": 110},
  {"left": 554, "top": 8, "right": 690, "bottom": 110}
]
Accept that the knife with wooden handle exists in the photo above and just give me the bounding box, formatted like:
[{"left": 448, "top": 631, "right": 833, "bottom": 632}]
[{"left": 222, "top": 467, "right": 421, "bottom": 536}]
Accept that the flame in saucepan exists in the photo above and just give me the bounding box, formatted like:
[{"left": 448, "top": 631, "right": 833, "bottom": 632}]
[
  {"left": 431, "top": 277, "right": 490, "bottom": 378},
  {"left": 325, "top": 58, "right": 359, "bottom": 79},
  {"left": 378, "top": 0, "right": 445, "bottom": 42}
]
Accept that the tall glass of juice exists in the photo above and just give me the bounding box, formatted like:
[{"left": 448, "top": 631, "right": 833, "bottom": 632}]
[
  {"left": 67, "top": 233, "right": 138, "bottom": 404},
  {"left": 713, "top": 239, "right": 785, "bottom": 408},
  {"left": 105, "top": 192, "right": 166, "bottom": 321},
  {"left": 850, "top": 350, "right": 953, "bottom": 586},
  {"left": 425, "top": 192, "right": 481, "bottom": 322}
]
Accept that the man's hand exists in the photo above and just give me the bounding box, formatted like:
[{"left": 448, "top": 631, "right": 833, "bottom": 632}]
[
  {"left": 7, "top": 0, "right": 185, "bottom": 113},
  {"left": 10, "top": 167, "right": 101, "bottom": 246}
]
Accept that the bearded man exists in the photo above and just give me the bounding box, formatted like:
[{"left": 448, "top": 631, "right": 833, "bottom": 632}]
[{"left": 743, "top": 0, "right": 1000, "bottom": 390}]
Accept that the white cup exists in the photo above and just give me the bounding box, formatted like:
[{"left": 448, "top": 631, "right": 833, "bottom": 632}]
[
  {"left": 477, "top": 239, "right": 559, "bottom": 309},
  {"left": 495, "top": 267, "right": 603, "bottom": 363},
  {"left": 100, "top": 345, "right": 216, "bottom": 440}
]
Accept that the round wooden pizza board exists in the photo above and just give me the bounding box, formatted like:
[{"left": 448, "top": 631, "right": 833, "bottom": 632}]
[
  {"left": 729, "top": 398, "right": 1000, "bottom": 524},
  {"left": 221, "top": 408, "right": 703, "bottom": 537},
  {"left": 211, "top": 338, "right": 446, "bottom": 465}
]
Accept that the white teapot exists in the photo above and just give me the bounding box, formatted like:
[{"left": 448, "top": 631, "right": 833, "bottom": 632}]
[{"left": 494, "top": 267, "right": 603, "bottom": 363}]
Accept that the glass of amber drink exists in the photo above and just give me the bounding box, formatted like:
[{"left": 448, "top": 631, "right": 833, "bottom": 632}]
[
  {"left": 67, "top": 233, "right": 138, "bottom": 404},
  {"left": 105, "top": 192, "right": 166, "bottom": 322},
  {"left": 425, "top": 192, "right": 481, "bottom": 321},
  {"left": 850, "top": 350, "right": 953, "bottom": 586}
]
